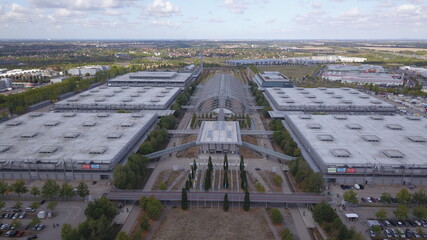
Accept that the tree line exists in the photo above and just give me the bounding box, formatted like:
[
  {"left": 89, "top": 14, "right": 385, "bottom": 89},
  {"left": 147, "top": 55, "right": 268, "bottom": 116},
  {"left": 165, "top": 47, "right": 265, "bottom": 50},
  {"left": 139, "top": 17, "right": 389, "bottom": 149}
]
[{"left": 248, "top": 81, "right": 272, "bottom": 118}]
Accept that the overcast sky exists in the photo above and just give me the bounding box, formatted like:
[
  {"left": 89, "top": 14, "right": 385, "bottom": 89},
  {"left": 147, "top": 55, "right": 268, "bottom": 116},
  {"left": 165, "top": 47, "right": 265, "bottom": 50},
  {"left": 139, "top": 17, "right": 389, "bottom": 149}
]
[{"left": 0, "top": 0, "right": 426, "bottom": 40}]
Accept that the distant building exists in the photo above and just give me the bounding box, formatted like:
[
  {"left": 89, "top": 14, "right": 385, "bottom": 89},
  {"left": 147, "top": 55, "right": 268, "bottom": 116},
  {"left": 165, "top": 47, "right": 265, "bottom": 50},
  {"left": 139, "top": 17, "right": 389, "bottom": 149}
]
[
  {"left": 50, "top": 77, "right": 68, "bottom": 84},
  {"left": 400, "top": 66, "right": 427, "bottom": 78},
  {"left": 253, "top": 71, "right": 293, "bottom": 88},
  {"left": 108, "top": 71, "right": 193, "bottom": 87},
  {"left": 225, "top": 56, "right": 366, "bottom": 66},
  {"left": 0, "top": 69, "right": 43, "bottom": 78},
  {"left": 196, "top": 121, "right": 242, "bottom": 154},
  {"left": 68, "top": 65, "right": 110, "bottom": 76},
  {"left": 0, "top": 78, "right": 12, "bottom": 91},
  {"left": 322, "top": 64, "right": 403, "bottom": 86}
]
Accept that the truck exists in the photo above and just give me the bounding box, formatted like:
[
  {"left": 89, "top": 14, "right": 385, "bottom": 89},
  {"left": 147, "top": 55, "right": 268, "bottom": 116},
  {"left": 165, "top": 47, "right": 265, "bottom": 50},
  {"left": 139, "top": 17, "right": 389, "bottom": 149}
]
[{"left": 37, "top": 211, "right": 46, "bottom": 219}]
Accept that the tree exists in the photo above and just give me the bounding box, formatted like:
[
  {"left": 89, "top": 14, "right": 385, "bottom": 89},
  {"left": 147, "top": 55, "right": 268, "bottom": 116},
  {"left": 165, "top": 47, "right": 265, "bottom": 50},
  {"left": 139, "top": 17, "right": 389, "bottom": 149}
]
[
  {"left": 47, "top": 201, "right": 58, "bottom": 213},
  {"left": 0, "top": 201, "right": 5, "bottom": 210},
  {"left": 246, "top": 114, "right": 251, "bottom": 128},
  {"left": 240, "top": 155, "right": 245, "bottom": 172},
  {"left": 11, "top": 179, "right": 28, "bottom": 197},
  {"left": 413, "top": 189, "right": 427, "bottom": 204},
  {"left": 0, "top": 181, "right": 8, "bottom": 197},
  {"left": 11, "top": 219, "right": 22, "bottom": 229},
  {"left": 312, "top": 201, "right": 336, "bottom": 224},
  {"left": 281, "top": 228, "right": 294, "bottom": 240},
  {"left": 61, "top": 224, "right": 78, "bottom": 240},
  {"left": 273, "top": 174, "right": 283, "bottom": 186},
  {"left": 204, "top": 169, "right": 211, "bottom": 191},
  {"left": 223, "top": 154, "right": 228, "bottom": 171},
  {"left": 190, "top": 113, "right": 196, "bottom": 128},
  {"left": 372, "top": 225, "right": 382, "bottom": 235},
  {"left": 240, "top": 170, "right": 247, "bottom": 191},
  {"left": 413, "top": 205, "right": 427, "bottom": 219},
  {"left": 381, "top": 192, "right": 392, "bottom": 203},
  {"left": 343, "top": 189, "right": 358, "bottom": 204},
  {"left": 223, "top": 193, "right": 229, "bottom": 212},
  {"left": 84, "top": 197, "right": 116, "bottom": 221},
  {"left": 29, "top": 217, "right": 41, "bottom": 227},
  {"left": 396, "top": 188, "right": 412, "bottom": 204},
  {"left": 14, "top": 201, "right": 22, "bottom": 209},
  {"left": 394, "top": 205, "right": 409, "bottom": 219},
  {"left": 30, "top": 201, "right": 40, "bottom": 210},
  {"left": 76, "top": 182, "right": 90, "bottom": 199},
  {"left": 208, "top": 157, "right": 213, "bottom": 172},
  {"left": 116, "top": 231, "right": 130, "bottom": 240},
  {"left": 223, "top": 171, "right": 229, "bottom": 189},
  {"left": 181, "top": 189, "right": 188, "bottom": 210},
  {"left": 42, "top": 180, "right": 60, "bottom": 199},
  {"left": 140, "top": 215, "right": 150, "bottom": 231},
  {"left": 271, "top": 208, "right": 283, "bottom": 224},
  {"left": 146, "top": 196, "right": 163, "bottom": 220},
  {"left": 30, "top": 186, "right": 41, "bottom": 197},
  {"left": 159, "top": 182, "right": 167, "bottom": 190},
  {"left": 243, "top": 191, "right": 250, "bottom": 211},
  {"left": 60, "top": 183, "right": 75, "bottom": 199},
  {"left": 192, "top": 159, "right": 197, "bottom": 172},
  {"left": 375, "top": 209, "right": 388, "bottom": 220}
]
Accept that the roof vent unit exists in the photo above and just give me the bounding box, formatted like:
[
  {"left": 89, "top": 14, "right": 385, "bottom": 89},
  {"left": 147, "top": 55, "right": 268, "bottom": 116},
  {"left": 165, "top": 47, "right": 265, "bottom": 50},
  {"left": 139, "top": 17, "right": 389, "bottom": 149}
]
[
  {"left": 317, "top": 134, "right": 334, "bottom": 141},
  {"left": 386, "top": 124, "right": 403, "bottom": 130},
  {"left": 370, "top": 116, "right": 384, "bottom": 120},
  {"left": 80, "top": 93, "right": 90, "bottom": 97},
  {"left": 96, "top": 113, "right": 110, "bottom": 118},
  {"left": 334, "top": 115, "right": 348, "bottom": 120},
  {"left": 120, "top": 122, "right": 135, "bottom": 128},
  {"left": 122, "top": 99, "right": 132, "bottom": 102},
  {"left": 300, "top": 91, "right": 309, "bottom": 94},
  {"left": 161, "top": 90, "right": 170, "bottom": 94},
  {"left": 407, "top": 136, "right": 427, "bottom": 143},
  {"left": 121, "top": 86, "right": 129, "bottom": 89},
  {"left": 62, "top": 113, "right": 76, "bottom": 118},
  {"left": 107, "top": 132, "right": 122, "bottom": 139},
  {"left": 64, "top": 132, "right": 80, "bottom": 139},
  {"left": 143, "top": 86, "right": 152, "bottom": 90},
  {"left": 341, "top": 100, "right": 353, "bottom": 104},
  {"left": 67, "top": 99, "right": 78, "bottom": 102},
  {"left": 296, "top": 87, "right": 304, "bottom": 90},
  {"left": 362, "top": 135, "right": 380, "bottom": 142},
  {"left": 20, "top": 132, "right": 38, "bottom": 139},
  {"left": 306, "top": 95, "right": 316, "bottom": 99},
  {"left": 313, "top": 100, "right": 324, "bottom": 104},
  {"left": 137, "top": 90, "right": 146, "bottom": 93},
  {"left": 406, "top": 116, "right": 422, "bottom": 121},
  {"left": 333, "top": 95, "right": 343, "bottom": 99},
  {"left": 99, "top": 86, "right": 107, "bottom": 89},
  {"left": 150, "top": 99, "right": 160, "bottom": 103},
  {"left": 89, "top": 146, "right": 107, "bottom": 155},
  {"left": 350, "top": 91, "right": 359, "bottom": 94},
  {"left": 38, "top": 146, "right": 59, "bottom": 154},
  {"left": 113, "top": 89, "right": 122, "bottom": 93},
  {"left": 44, "top": 121, "right": 59, "bottom": 127},
  {"left": 285, "top": 100, "right": 295, "bottom": 104},
  {"left": 370, "top": 100, "right": 382, "bottom": 104},
  {"left": 280, "top": 95, "right": 290, "bottom": 98},
  {"left": 318, "top": 87, "right": 327, "bottom": 90},
  {"left": 307, "top": 123, "right": 322, "bottom": 129},
  {"left": 359, "top": 95, "right": 369, "bottom": 99},
  {"left": 299, "top": 115, "right": 312, "bottom": 119},
  {"left": 131, "top": 114, "right": 144, "bottom": 118},
  {"left": 105, "top": 93, "right": 115, "bottom": 97},
  {"left": 29, "top": 112, "right": 43, "bottom": 117},
  {"left": 0, "top": 145, "right": 11, "bottom": 153},
  {"left": 156, "top": 94, "right": 165, "bottom": 98},
  {"left": 346, "top": 124, "right": 362, "bottom": 130},
  {"left": 130, "top": 94, "right": 140, "bottom": 98},
  {"left": 325, "top": 91, "right": 334, "bottom": 94},
  {"left": 6, "top": 121, "right": 22, "bottom": 126},
  {"left": 82, "top": 121, "right": 96, "bottom": 127},
  {"left": 94, "top": 98, "right": 105, "bottom": 102},
  {"left": 341, "top": 88, "right": 350, "bottom": 90},
  {"left": 90, "top": 89, "right": 99, "bottom": 93},
  {"left": 331, "top": 149, "right": 351, "bottom": 158},
  {"left": 165, "top": 87, "right": 174, "bottom": 90},
  {"left": 383, "top": 150, "right": 404, "bottom": 158}
]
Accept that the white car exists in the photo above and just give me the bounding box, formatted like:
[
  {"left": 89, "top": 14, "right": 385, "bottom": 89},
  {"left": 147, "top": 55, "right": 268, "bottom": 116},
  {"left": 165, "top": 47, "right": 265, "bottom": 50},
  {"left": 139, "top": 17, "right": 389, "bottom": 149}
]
[{"left": 1, "top": 224, "right": 9, "bottom": 230}]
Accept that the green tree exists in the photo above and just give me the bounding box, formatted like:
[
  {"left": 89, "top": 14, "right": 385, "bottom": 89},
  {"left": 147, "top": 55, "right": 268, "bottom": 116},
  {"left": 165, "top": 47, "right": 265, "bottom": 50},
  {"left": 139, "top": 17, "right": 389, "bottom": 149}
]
[
  {"left": 413, "top": 205, "right": 427, "bottom": 219},
  {"left": 343, "top": 189, "right": 358, "bottom": 204},
  {"left": 271, "top": 208, "right": 283, "bottom": 224},
  {"left": 0, "top": 181, "right": 8, "bottom": 197},
  {"left": 273, "top": 174, "right": 283, "bottom": 186},
  {"left": 61, "top": 224, "right": 78, "bottom": 240},
  {"left": 116, "top": 231, "right": 130, "bottom": 240},
  {"left": 223, "top": 171, "right": 229, "bottom": 189},
  {"left": 240, "top": 155, "right": 245, "bottom": 172},
  {"left": 181, "top": 189, "right": 188, "bottom": 210},
  {"left": 11, "top": 219, "right": 22, "bottom": 229},
  {"left": 0, "top": 201, "right": 5, "bottom": 210},
  {"left": 312, "top": 201, "right": 336, "bottom": 224},
  {"left": 14, "top": 201, "right": 22, "bottom": 209},
  {"left": 42, "top": 180, "right": 60, "bottom": 199},
  {"left": 372, "top": 225, "right": 382, "bottom": 235},
  {"left": 190, "top": 113, "right": 196, "bottom": 128},
  {"left": 30, "top": 186, "right": 41, "bottom": 197},
  {"left": 29, "top": 217, "right": 41, "bottom": 227},
  {"left": 246, "top": 114, "right": 251, "bottom": 128},
  {"left": 223, "top": 154, "right": 228, "bottom": 171},
  {"left": 146, "top": 196, "right": 163, "bottom": 220},
  {"left": 208, "top": 157, "right": 213, "bottom": 172},
  {"left": 30, "top": 201, "right": 40, "bottom": 210},
  {"left": 396, "top": 188, "right": 412, "bottom": 204},
  {"left": 60, "top": 183, "right": 75, "bottom": 199},
  {"left": 84, "top": 197, "right": 116, "bottom": 221},
  {"left": 76, "top": 182, "right": 90, "bottom": 200},
  {"left": 243, "top": 191, "right": 250, "bottom": 211},
  {"left": 394, "top": 205, "right": 409, "bottom": 219},
  {"left": 375, "top": 209, "right": 388, "bottom": 220},
  {"left": 381, "top": 192, "right": 392, "bottom": 203},
  {"left": 159, "top": 182, "right": 167, "bottom": 190},
  {"left": 11, "top": 179, "right": 28, "bottom": 197},
  {"left": 47, "top": 201, "right": 58, "bottom": 212},
  {"left": 281, "top": 228, "right": 294, "bottom": 240},
  {"left": 140, "top": 215, "right": 150, "bottom": 231},
  {"left": 223, "top": 193, "right": 229, "bottom": 212},
  {"left": 204, "top": 169, "right": 212, "bottom": 191},
  {"left": 192, "top": 159, "right": 197, "bottom": 172},
  {"left": 413, "top": 189, "right": 427, "bottom": 204}
]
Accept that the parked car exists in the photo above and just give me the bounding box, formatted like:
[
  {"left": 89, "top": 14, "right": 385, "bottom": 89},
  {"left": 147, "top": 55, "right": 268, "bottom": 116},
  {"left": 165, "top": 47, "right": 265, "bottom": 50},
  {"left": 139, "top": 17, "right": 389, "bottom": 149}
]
[
  {"left": 19, "top": 212, "right": 26, "bottom": 219},
  {"left": 0, "top": 224, "right": 9, "bottom": 230},
  {"left": 26, "top": 235, "right": 38, "bottom": 240},
  {"left": 32, "top": 224, "right": 39, "bottom": 231},
  {"left": 36, "top": 224, "right": 45, "bottom": 231},
  {"left": 16, "top": 231, "right": 24, "bottom": 237},
  {"left": 25, "top": 207, "right": 36, "bottom": 212}
]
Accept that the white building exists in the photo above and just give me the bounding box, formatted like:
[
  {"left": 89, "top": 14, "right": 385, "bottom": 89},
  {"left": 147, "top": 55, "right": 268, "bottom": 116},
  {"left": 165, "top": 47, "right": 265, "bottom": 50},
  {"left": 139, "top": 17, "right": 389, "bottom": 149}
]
[
  {"left": 68, "top": 65, "right": 110, "bottom": 76},
  {"left": 196, "top": 121, "right": 242, "bottom": 154},
  {"left": 0, "top": 78, "right": 12, "bottom": 91}
]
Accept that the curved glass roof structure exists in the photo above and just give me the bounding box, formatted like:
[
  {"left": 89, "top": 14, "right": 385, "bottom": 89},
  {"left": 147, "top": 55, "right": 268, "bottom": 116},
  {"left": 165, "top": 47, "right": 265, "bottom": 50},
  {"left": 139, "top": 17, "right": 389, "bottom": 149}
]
[{"left": 196, "top": 74, "right": 249, "bottom": 114}]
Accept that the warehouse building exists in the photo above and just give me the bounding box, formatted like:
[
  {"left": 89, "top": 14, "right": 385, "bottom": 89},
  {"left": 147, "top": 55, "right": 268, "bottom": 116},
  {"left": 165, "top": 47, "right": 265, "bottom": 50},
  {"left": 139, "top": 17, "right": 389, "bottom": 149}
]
[
  {"left": 68, "top": 65, "right": 110, "bottom": 76},
  {"left": 265, "top": 87, "right": 396, "bottom": 114},
  {"left": 253, "top": 71, "right": 294, "bottom": 88},
  {"left": 54, "top": 85, "right": 181, "bottom": 111},
  {"left": 322, "top": 64, "right": 403, "bottom": 86},
  {"left": 284, "top": 114, "right": 427, "bottom": 185},
  {"left": 108, "top": 71, "right": 193, "bottom": 87},
  {"left": 196, "top": 121, "right": 242, "bottom": 154},
  {"left": 0, "top": 78, "right": 12, "bottom": 91},
  {"left": 0, "top": 112, "right": 157, "bottom": 180}
]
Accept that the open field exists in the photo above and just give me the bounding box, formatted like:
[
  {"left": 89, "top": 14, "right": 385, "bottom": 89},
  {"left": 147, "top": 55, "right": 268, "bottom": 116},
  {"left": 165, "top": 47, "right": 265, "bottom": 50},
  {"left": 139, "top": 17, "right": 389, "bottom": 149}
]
[
  {"left": 357, "top": 46, "right": 427, "bottom": 52},
  {"left": 152, "top": 208, "right": 274, "bottom": 240},
  {"left": 258, "top": 65, "right": 318, "bottom": 79},
  {"left": 241, "top": 135, "right": 262, "bottom": 159},
  {"left": 176, "top": 135, "right": 199, "bottom": 158}
]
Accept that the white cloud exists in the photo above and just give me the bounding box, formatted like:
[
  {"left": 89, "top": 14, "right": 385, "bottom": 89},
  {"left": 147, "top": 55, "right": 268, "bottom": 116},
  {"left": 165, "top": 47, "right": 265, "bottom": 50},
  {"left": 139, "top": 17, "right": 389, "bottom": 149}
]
[
  {"left": 27, "top": 0, "right": 134, "bottom": 10},
  {"left": 311, "top": 1, "right": 321, "bottom": 9},
  {"left": 150, "top": 19, "right": 180, "bottom": 27},
  {"left": 222, "top": 0, "right": 248, "bottom": 14},
  {"left": 0, "top": 3, "right": 43, "bottom": 23},
  {"left": 265, "top": 18, "right": 276, "bottom": 24},
  {"left": 207, "top": 17, "right": 225, "bottom": 23},
  {"left": 340, "top": 8, "right": 361, "bottom": 18},
  {"left": 145, "top": 0, "right": 180, "bottom": 17}
]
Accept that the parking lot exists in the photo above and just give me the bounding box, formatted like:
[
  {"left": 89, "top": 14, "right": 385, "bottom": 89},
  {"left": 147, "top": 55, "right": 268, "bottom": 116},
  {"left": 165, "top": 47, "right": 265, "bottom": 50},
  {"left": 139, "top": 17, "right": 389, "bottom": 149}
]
[{"left": 0, "top": 201, "right": 87, "bottom": 239}]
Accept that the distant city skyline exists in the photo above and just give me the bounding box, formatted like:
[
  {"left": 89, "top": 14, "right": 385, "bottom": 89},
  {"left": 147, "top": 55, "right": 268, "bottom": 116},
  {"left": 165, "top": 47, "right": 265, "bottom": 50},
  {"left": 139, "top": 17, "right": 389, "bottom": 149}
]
[{"left": 0, "top": 0, "right": 426, "bottom": 40}]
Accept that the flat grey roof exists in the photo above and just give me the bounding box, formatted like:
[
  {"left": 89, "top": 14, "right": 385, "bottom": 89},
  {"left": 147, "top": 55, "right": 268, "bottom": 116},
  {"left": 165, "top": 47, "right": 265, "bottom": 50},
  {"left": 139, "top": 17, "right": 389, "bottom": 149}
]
[
  {"left": 0, "top": 112, "right": 157, "bottom": 164},
  {"left": 266, "top": 87, "right": 395, "bottom": 110},
  {"left": 259, "top": 71, "right": 290, "bottom": 82},
  {"left": 286, "top": 114, "right": 427, "bottom": 167},
  {"left": 197, "top": 121, "right": 242, "bottom": 145},
  {"left": 110, "top": 71, "right": 192, "bottom": 83},
  {"left": 54, "top": 85, "right": 180, "bottom": 110}
]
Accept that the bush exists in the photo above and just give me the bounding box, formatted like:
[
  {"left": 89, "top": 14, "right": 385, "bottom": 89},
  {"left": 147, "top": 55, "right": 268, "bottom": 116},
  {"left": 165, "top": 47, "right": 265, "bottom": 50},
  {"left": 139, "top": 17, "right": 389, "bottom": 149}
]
[
  {"left": 255, "top": 181, "right": 265, "bottom": 192},
  {"left": 140, "top": 215, "right": 150, "bottom": 231},
  {"left": 272, "top": 174, "right": 283, "bottom": 186},
  {"left": 271, "top": 208, "right": 283, "bottom": 224},
  {"left": 281, "top": 228, "right": 294, "bottom": 240}
]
